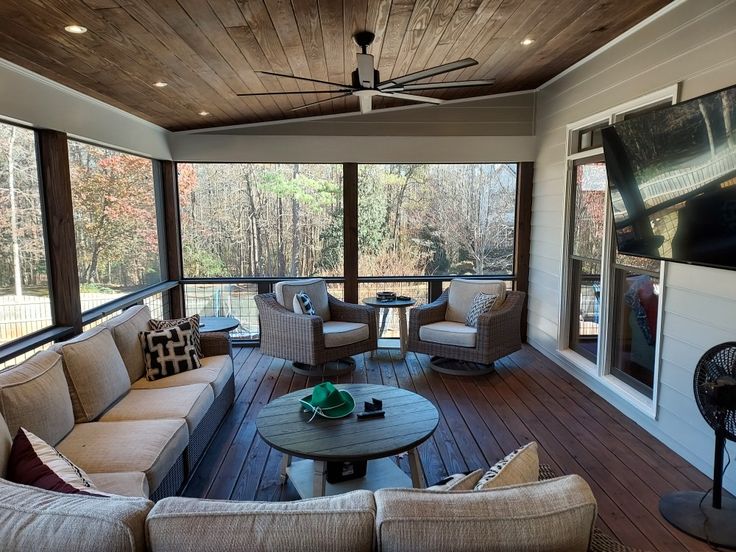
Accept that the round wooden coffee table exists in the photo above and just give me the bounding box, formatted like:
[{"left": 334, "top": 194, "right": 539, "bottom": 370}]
[{"left": 256, "top": 383, "right": 439, "bottom": 498}]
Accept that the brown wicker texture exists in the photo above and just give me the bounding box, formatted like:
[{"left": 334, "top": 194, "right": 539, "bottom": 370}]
[
  {"left": 255, "top": 292, "right": 377, "bottom": 367},
  {"left": 150, "top": 451, "right": 187, "bottom": 501},
  {"left": 407, "top": 289, "right": 526, "bottom": 365},
  {"left": 539, "top": 464, "right": 648, "bottom": 552},
  {"left": 187, "top": 373, "right": 235, "bottom": 471},
  {"left": 200, "top": 332, "right": 233, "bottom": 357}
]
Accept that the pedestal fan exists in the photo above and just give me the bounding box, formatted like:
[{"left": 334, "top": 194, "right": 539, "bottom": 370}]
[{"left": 660, "top": 342, "right": 736, "bottom": 548}]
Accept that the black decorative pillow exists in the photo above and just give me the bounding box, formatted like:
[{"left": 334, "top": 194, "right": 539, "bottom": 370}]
[
  {"left": 293, "top": 291, "right": 317, "bottom": 316},
  {"left": 149, "top": 314, "right": 202, "bottom": 357},
  {"left": 465, "top": 292, "right": 498, "bottom": 327},
  {"left": 139, "top": 321, "right": 201, "bottom": 381}
]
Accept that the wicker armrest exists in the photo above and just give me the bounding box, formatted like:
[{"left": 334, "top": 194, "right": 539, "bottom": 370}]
[
  {"left": 328, "top": 295, "right": 373, "bottom": 324},
  {"left": 476, "top": 291, "right": 525, "bottom": 349},
  {"left": 200, "top": 332, "right": 232, "bottom": 358},
  {"left": 410, "top": 291, "right": 448, "bottom": 326}
]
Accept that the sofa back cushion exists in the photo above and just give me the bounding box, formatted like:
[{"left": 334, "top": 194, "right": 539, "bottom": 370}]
[
  {"left": 375, "top": 475, "right": 597, "bottom": 552},
  {"left": 274, "top": 278, "right": 331, "bottom": 321},
  {"left": 52, "top": 327, "right": 131, "bottom": 423},
  {"left": 147, "top": 490, "right": 375, "bottom": 552},
  {"left": 104, "top": 305, "right": 151, "bottom": 383},
  {"left": 0, "top": 414, "right": 11, "bottom": 478},
  {"left": 0, "top": 477, "right": 151, "bottom": 552},
  {"left": 0, "top": 351, "right": 74, "bottom": 447},
  {"left": 446, "top": 279, "right": 507, "bottom": 323}
]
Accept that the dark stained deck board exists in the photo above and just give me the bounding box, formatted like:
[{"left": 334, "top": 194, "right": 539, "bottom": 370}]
[{"left": 183, "top": 344, "right": 712, "bottom": 552}]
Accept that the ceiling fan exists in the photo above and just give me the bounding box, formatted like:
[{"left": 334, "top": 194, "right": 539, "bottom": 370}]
[{"left": 237, "top": 31, "right": 495, "bottom": 114}]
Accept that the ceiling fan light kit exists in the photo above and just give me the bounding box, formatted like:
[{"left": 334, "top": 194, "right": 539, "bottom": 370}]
[{"left": 238, "top": 31, "right": 495, "bottom": 115}]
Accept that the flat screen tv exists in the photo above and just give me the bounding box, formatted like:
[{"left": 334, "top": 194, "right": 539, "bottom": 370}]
[{"left": 602, "top": 84, "right": 736, "bottom": 270}]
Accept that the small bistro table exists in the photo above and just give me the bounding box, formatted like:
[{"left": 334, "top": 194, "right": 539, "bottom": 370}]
[
  {"left": 256, "top": 383, "right": 438, "bottom": 498},
  {"left": 198, "top": 316, "right": 240, "bottom": 334},
  {"left": 362, "top": 296, "right": 416, "bottom": 359}
]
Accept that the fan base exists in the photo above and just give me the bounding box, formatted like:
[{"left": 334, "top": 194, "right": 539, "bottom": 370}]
[
  {"left": 353, "top": 31, "right": 375, "bottom": 49},
  {"left": 660, "top": 491, "right": 736, "bottom": 549}
]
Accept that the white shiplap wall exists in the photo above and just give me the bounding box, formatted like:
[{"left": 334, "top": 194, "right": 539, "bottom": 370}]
[{"left": 528, "top": 0, "right": 736, "bottom": 490}]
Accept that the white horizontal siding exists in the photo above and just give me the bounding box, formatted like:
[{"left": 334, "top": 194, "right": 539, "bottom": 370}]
[{"left": 530, "top": 0, "right": 736, "bottom": 491}]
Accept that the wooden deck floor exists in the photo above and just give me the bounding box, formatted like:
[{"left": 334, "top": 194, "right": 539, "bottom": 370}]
[{"left": 183, "top": 344, "right": 713, "bottom": 552}]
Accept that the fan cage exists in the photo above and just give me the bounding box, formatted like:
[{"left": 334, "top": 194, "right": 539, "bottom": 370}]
[{"left": 693, "top": 342, "right": 736, "bottom": 442}]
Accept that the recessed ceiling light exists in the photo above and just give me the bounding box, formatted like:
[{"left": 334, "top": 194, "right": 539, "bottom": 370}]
[
  {"left": 521, "top": 38, "right": 535, "bottom": 46},
  {"left": 199, "top": 111, "right": 210, "bottom": 116},
  {"left": 64, "top": 25, "right": 87, "bottom": 34},
  {"left": 153, "top": 81, "right": 168, "bottom": 88}
]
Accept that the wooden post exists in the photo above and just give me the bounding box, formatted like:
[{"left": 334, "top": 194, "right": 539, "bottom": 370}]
[
  {"left": 36, "top": 130, "right": 83, "bottom": 335},
  {"left": 161, "top": 161, "right": 185, "bottom": 318},
  {"left": 343, "top": 163, "right": 359, "bottom": 304},
  {"left": 514, "top": 162, "right": 534, "bottom": 342}
]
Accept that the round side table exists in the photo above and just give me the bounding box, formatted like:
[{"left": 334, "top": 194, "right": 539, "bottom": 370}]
[{"left": 362, "top": 297, "right": 416, "bottom": 359}]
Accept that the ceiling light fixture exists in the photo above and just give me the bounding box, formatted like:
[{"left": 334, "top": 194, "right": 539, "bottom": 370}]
[
  {"left": 198, "top": 111, "right": 210, "bottom": 116},
  {"left": 521, "top": 38, "right": 535, "bottom": 46},
  {"left": 64, "top": 25, "right": 87, "bottom": 34},
  {"left": 153, "top": 81, "right": 168, "bottom": 88}
]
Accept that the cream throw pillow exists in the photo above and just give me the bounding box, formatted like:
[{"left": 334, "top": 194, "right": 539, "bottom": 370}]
[
  {"left": 427, "top": 469, "right": 484, "bottom": 491},
  {"left": 474, "top": 442, "right": 539, "bottom": 490}
]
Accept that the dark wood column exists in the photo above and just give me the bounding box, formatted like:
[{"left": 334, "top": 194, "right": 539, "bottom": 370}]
[
  {"left": 36, "top": 130, "right": 82, "bottom": 334},
  {"left": 343, "top": 163, "right": 359, "bottom": 303},
  {"left": 514, "top": 162, "right": 534, "bottom": 342},
  {"left": 161, "top": 161, "right": 185, "bottom": 318}
]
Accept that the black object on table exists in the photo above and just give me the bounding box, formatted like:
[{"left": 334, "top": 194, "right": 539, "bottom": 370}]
[{"left": 199, "top": 316, "right": 239, "bottom": 333}]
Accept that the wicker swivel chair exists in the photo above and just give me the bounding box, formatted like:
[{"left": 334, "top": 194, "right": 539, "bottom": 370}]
[
  {"left": 408, "top": 278, "right": 525, "bottom": 375},
  {"left": 255, "top": 278, "right": 377, "bottom": 376}
]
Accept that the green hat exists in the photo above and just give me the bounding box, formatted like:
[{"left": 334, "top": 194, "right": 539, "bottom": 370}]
[{"left": 300, "top": 382, "right": 355, "bottom": 420}]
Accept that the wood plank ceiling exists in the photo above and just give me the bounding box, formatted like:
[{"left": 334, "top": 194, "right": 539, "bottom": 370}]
[{"left": 0, "top": 0, "right": 671, "bottom": 131}]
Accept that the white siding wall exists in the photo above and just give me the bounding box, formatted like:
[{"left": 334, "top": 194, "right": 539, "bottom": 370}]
[{"left": 529, "top": 0, "right": 736, "bottom": 490}]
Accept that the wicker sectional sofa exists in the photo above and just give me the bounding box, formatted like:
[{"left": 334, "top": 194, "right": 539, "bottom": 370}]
[{"left": 0, "top": 305, "right": 234, "bottom": 500}]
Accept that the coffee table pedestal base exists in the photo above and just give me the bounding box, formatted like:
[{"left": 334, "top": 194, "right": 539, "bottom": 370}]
[{"left": 286, "top": 457, "right": 412, "bottom": 498}]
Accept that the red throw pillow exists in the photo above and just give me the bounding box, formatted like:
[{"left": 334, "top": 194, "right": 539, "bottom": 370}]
[{"left": 7, "top": 428, "right": 104, "bottom": 496}]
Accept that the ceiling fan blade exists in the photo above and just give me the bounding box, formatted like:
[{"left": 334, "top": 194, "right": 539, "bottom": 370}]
[
  {"left": 376, "top": 91, "right": 444, "bottom": 105},
  {"left": 237, "top": 89, "right": 353, "bottom": 96},
  {"left": 257, "top": 70, "right": 355, "bottom": 90},
  {"left": 377, "top": 58, "right": 478, "bottom": 89},
  {"left": 359, "top": 94, "right": 372, "bottom": 114},
  {"left": 382, "top": 79, "right": 495, "bottom": 92},
  {"left": 356, "top": 53, "right": 375, "bottom": 88},
  {"left": 290, "top": 93, "right": 353, "bottom": 112}
]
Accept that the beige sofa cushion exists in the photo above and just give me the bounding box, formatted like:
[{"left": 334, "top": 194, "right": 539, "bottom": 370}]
[
  {"left": 131, "top": 354, "right": 233, "bottom": 397},
  {"left": 446, "top": 279, "right": 507, "bottom": 323},
  {"left": 375, "top": 475, "right": 597, "bottom": 552},
  {"left": 419, "top": 321, "right": 477, "bottom": 348},
  {"left": 0, "top": 351, "right": 74, "bottom": 446},
  {"left": 100, "top": 384, "right": 214, "bottom": 433},
  {"left": 0, "top": 477, "right": 151, "bottom": 552},
  {"left": 105, "top": 305, "right": 151, "bottom": 384},
  {"left": 147, "top": 490, "right": 375, "bottom": 552},
  {"left": 0, "top": 414, "right": 11, "bottom": 478},
  {"left": 275, "top": 278, "right": 331, "bottom": 321},
  {"left": 89, "top": 472, "right": 149, "bottom": 499},
  {"left": 53, "top": 327, "right": 132, "bottom": 423},
  {"left": 323, "top": 321, "right": 369, "bottom": 348},
  {"left": 57, "top": 419, "right": 188, "bottom": 492}
]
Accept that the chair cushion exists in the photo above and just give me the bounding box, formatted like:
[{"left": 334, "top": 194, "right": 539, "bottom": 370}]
[
  {"left": 139, "top": 321, "right": 201, "bottom": 381},
  {"left": 475, "top": 442, "right": 539, "bottom": 490},
  {"left": 99, "top": 384, "right": 214, "bottom": 433},
  {"left": 275, "top": 278, "right": 331, "bottom": 321},
  {"left": 104, "top": 305, "right": 151, "bottom": 383},
  {"left": 0, "top": 351, "right": 75, "bottom": 446},
  {"left": 147, "top": 490, "right": 376, "bottom": 552},
  {"left": 323, "top": 321, "right": 369, "bottom": 348},
  {"left": 375, "top": 475, "right": 597, "bottom": 552},
  {"left": 419, "top": 321, "right": 477, "bottom": 348},
  {"left": 0, "top": 414, "right": 11, "bottom": 478},
  {"left": 131, "top": 354, "right": 233, "bottom": 397},
  {"left": 0, "top": 477, "right": 151, "bottom": 552},
  {"left": 57, "top": 419, "right": 188, "bottom": 492},
  {"left": 88, "top": 472, "right": 149, "bottom": 499},
  {"left": 446, "top": 279, "right": 507, "bottom": 323},
  {"left": 52, "top": 327, "right": 132, "bottom": 423}
]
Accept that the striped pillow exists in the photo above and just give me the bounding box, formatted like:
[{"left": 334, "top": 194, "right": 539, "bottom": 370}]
[
  {"left": 464, "top": 292, "right": 498, "bottom": 327},
  {"left": 149, "top": 314, "right": 202, "bottom": 357},
  {"left": 7, "top": 428, "right": 105, "bottom": 496}
]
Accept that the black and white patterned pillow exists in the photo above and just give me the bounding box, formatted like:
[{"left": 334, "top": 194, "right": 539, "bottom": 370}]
[
  {"left": 465, "top": 292, "right": 498, "bottom": 327},
  {"left": 293, "top": 291, "right": 317, "bottom": 316},
  {"left": 474, "top": 442, "right": 539, "bottom": 490},
  {"left": 149, "top": 314, "right": 202, "bottom": 357},
  {"left": 139, "top": 321, "right": 201, "bottom": 381}
]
